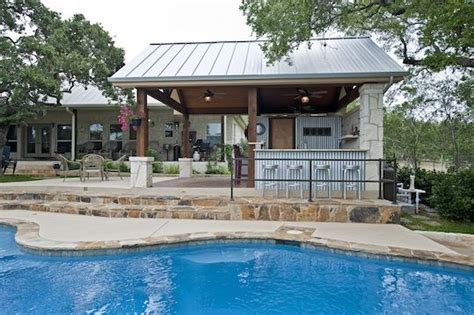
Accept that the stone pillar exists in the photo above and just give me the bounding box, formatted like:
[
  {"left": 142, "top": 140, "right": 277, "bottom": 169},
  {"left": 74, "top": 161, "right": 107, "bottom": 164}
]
[
  {"left": 359, "top": 84, "right": 384, "bottom": 193},
  {"left": 179, "top": 158, "right": 192, "bottom": 177},
  {"left": 129, "top": 156, "right": 154, "bottom": 188}
]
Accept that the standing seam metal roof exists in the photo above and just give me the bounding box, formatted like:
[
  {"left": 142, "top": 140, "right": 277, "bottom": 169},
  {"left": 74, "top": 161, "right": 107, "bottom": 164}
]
[{"left": 110, "top": 37, "right": 406, "bottom": 83}]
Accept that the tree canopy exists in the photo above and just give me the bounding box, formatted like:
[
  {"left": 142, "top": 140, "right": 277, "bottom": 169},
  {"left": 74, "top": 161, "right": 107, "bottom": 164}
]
[
  {"left": 240, "top": 0, "right": 473, "bottom": 70},
  {"left": 0, "top": 0, "right": 130, "bottom": 125}
]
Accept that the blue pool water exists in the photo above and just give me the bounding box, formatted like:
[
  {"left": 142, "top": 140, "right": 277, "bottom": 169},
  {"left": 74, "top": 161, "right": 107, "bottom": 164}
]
[{"left": 0, "top": 226, "right": 473, "bottom": 314}]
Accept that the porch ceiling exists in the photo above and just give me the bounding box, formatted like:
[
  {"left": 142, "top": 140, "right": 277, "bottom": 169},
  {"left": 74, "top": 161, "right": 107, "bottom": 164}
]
[{"left": 144, "top": 84, "right": 360, "bottom": 115}]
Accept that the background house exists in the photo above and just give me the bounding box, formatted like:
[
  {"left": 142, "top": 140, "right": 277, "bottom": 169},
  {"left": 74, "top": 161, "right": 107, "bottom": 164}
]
[{"left": 6, "top": 85, "right": 247, "bottom": 162}]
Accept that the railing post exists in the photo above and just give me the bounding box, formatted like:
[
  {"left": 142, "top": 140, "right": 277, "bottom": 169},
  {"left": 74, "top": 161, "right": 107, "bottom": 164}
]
[
  {"left": 378, "top": 158, "right": 383, "bottom": 199},
  {"left": 230, "top": 158, "right": 234, "bottom": 201},
  {"left": 308, "top": 159, "right": 313, "bottom": 202},
  {"left": 392, "top": 158, "right": 397, "bottom": 205}
]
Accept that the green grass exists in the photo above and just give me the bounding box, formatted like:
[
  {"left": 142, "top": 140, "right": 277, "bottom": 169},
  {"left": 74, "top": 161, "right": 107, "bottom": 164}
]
[
  {"left": 401, "top": 212, "right": 474, "bottom": 234},
  {"left": 0, "top": 175, "right": 44, "bottom": 183}
]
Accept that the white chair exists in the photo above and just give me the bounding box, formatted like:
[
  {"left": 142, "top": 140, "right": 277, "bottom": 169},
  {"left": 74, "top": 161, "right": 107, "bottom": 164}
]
[
  {"left": 286, "top": 164, "right": 304, "bottom": 198},
  {"left": 342, "top": 165, "right": 361, "bottom": 200},
  {"left": 397, "top": 183, "right": 411, "bottom": 203},
  {"left": 313, "top": 164, "right": 331, "bottom": 199},
  {"left": 262, "top": 164, "right": 279, "bottom": 198}
]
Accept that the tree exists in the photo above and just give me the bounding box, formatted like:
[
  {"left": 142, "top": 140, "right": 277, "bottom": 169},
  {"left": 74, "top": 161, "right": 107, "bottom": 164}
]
[
  {"left": 0, "top": 0, "right": 131, "bottom": 173},
  {"left": 240, "top": 1, "right": 473, "bottom": 70}
]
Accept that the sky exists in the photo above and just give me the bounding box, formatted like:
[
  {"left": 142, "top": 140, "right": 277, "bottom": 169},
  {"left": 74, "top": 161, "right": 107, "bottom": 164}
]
[{"left": 41, "top": 0, "right": 254, "bottom": 62}]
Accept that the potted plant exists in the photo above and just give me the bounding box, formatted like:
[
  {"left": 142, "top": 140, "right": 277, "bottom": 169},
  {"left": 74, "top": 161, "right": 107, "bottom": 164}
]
[{"left": 117, "top": 105, "right": 143, "bottom": 131}]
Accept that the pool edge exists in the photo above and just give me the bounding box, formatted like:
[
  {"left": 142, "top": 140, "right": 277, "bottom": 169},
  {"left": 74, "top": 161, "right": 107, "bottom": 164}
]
[{"left": 0, "top": 219, "right": 472, "bottom": 270}]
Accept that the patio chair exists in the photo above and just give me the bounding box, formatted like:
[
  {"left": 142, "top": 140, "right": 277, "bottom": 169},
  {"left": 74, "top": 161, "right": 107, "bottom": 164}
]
[
  {"left": 100, "top": 141, "right": 119, "bottom": 159},
  {"left": 397, "top": 183, "right": 411, "bottom": 203},
  {"left": 105, "top": 154, "right": 128, "bottom": 180},
  {"left": 53, "top": 153, "right": 81, "bottom": 181},
  {"left": 81, "top": 154, "right": 107, "bottom": 181},
  {"left": 2, "top": 146, "right": 17, "bottom": 175},
  {"left": 233, "top": 145, "right": 248, "bottom": 185},
  {"left": 121, "top": 141, "right": 136, "bottom": 156}
]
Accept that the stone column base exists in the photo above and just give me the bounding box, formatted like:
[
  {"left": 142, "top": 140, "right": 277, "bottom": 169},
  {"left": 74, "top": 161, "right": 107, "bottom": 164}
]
[
  {"left": 129, "top": 156, "right": 154, "bottom": 188},
  {"left": 179, "top": 158, "right": 193, "bottom": 178}
]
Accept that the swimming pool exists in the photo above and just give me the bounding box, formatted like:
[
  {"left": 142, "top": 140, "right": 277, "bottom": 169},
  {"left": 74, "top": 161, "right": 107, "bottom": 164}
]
[{"left": 0, "top": 226, "right": 473, "bottom": 314}]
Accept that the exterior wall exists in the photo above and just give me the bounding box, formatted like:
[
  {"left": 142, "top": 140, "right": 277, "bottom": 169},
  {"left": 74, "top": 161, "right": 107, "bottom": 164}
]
[
  {"left": 225, "top": 115, "right": 247, "bottom": 145},
  {"left": 10, "top": 107, "right": 245, "bottom": 161},
  {"left": 295, "top": 116, "right": 341, "bottom": 149},
  {"left": 341, "top": 108, "right": 360, "bottom": 149},
  {"left": 359, "top": 83, "right": 385, "bottom": 191}
]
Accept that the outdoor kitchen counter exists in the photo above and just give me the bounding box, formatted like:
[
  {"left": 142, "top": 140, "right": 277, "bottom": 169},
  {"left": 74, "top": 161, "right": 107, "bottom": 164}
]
[{"left": 254, "top": 149, "right": 367, "bottom": 190}]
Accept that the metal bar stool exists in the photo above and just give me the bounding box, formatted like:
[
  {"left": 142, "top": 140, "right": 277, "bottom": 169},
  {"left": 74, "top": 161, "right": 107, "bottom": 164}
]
[
  {"left": 342, "top": 165, "right": 361, "bottom": 200},
  {"left": 262, "top": 164, "right": 279, "bottom": 198},
  {"left": 313, "top": 164, "right": 331, "bottom": 199},
  {"left": 286, "top": 164, "right": 304, "bottom": 198}
]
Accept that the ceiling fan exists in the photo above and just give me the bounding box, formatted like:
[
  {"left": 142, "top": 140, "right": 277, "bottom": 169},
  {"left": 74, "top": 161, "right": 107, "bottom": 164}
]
[
  {"left": 284, "top": 88, "right": 328, "bottom": 104},
  {"left": 201, "top": 89, "right": 226, "bottom": 103}
]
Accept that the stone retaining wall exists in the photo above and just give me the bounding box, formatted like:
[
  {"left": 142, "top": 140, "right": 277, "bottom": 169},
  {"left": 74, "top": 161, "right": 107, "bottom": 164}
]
[{"left": 0, "top": 191, "right": 400, "bottom": 224}]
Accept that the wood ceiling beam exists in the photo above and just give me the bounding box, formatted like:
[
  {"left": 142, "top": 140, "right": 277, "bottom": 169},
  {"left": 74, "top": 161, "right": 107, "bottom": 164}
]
[
  {"left": 144, "top": 88, "right": 187, "bottom": 114},
  {"left": 334, "top": 85, "right": 361, "bottom": 110}
]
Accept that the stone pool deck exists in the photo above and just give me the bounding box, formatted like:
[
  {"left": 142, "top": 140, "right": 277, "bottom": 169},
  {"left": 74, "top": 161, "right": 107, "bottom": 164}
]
[{"left": 0, "top": 210, "right": 472, "bottom": 268}]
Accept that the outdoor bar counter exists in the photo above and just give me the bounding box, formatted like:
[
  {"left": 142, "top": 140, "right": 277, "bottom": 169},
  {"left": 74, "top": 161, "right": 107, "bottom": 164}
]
[{"left": 254, "top": 149, "right": 367, "bottom": 191}]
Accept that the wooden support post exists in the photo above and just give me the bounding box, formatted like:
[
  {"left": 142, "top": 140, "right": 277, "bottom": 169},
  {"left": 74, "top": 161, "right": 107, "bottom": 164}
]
[
  {"left": 220, "top": 115, "right": 225, "bottom": 145},
  {"left": 247, "top": 88, "right": 257, "bottom": 188},
  {"left": 136, "top": 88, "right": 148, "bottom": 156},
  {"left": 182, "top": 113, "right": 190, "bottom": 158}
]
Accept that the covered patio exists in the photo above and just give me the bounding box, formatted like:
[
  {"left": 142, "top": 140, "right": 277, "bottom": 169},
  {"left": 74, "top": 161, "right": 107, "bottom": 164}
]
[{"left": 109, "top": 37, "right": 406, "bottom": 197}]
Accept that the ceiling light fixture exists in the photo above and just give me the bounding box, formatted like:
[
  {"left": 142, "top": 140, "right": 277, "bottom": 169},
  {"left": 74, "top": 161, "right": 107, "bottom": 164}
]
[{"left": 203, "top": 89, "right": 214, "bottom": 103}]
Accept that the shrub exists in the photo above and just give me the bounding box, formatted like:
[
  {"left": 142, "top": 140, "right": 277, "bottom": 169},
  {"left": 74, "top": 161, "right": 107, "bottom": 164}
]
[
  {"left": 430, "top": 167, "right": 474, "bottom": 222},
  {"left": 146, "top": 148, "right": 160, "bottom": 161},
  {"left": 205, "top": 161, "right": 229, "bottom": 175},
  {"left": 119, "top": 163, "right": 129, "bottom": 172},
  {"left": 152, "top": 161, "right": 163, "bottom": 173},
  {"left": 164, "top": 164, "right": 179, "bottom": 174},
  {"left": 67, "top": 161, "right": 81, "bottom": 170}
]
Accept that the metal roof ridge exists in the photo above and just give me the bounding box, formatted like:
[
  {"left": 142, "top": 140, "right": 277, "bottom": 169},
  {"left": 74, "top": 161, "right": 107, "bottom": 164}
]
[{"left": 149, "top": 36, "right": 371, "bottom": 46}]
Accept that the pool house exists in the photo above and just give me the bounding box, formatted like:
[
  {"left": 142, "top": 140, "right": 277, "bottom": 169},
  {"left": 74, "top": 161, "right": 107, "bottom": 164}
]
[{"left": 109, "top": 37, "right": 406, "bottom": 197}]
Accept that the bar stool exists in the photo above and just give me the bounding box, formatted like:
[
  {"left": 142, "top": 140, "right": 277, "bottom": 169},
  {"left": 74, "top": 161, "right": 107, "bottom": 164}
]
[
  {"left": 313, "top": 164, "right": 331, "bottom": 199},
  {"left": 342, "top": 165, "right": 361, "bottom": 200},
  {"left": 286, "top": 164, "right": 304, "bottom": 198},
  {"left": 262, "top": 164, "right": 279, "bottom": 197}
]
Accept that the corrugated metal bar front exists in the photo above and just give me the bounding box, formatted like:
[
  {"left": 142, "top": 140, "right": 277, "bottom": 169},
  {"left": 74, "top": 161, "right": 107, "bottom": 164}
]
[{"left": 254, "top": 150, "right": 366, "bottom": 192}]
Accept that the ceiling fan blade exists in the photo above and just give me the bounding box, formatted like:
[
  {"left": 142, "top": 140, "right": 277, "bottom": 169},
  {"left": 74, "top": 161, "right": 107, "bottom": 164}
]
[
  {"left": 309, "top": 95, "right": 323, "bottom": 99},
  {"left": 310, "top": 90, "right": 328, "bottom": 95}
]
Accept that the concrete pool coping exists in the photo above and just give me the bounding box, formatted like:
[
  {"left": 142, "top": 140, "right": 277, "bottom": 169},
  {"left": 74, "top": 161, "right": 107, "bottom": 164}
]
[{"left": 0, "top": 211, "right": 472, "bottom": 268}]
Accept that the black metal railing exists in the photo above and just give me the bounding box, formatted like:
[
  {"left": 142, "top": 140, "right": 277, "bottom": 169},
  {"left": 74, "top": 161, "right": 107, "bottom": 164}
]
[{"left": 230, "top": 157, "right": 397, "bottom": 204}]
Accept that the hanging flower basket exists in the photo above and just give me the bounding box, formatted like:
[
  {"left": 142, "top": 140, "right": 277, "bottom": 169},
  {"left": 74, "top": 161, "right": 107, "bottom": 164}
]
[
  {"left": 131, "top": 118, "right": 142, "bottom": 130},
  {"left": 118, "top": 105, "right": 143, "bottom": 131}
]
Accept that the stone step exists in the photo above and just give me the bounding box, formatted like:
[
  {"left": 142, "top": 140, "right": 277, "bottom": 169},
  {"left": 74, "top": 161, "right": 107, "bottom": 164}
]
[
  {"left": 0, "top": 191, "right": 229, "bottom": 208},
  {"left": 0, "top": 200, "right": 231, "bottom": 220}
]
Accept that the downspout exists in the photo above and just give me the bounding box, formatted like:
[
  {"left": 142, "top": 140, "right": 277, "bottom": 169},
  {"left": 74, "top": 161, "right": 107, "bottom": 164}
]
[
  {"left": 65, "top": 107, "right": 76, "bottom": 160},
  {"left": 383, "top": 76, "right": 394, "bottom": 93}
]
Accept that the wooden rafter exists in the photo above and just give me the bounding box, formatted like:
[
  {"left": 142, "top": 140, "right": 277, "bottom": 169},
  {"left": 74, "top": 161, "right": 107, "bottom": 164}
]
[
  {"left": 335, "top": 85, "right": 361, "bottom": 110},
  {"left": 145, "top": 88, "right": 187, "bottom": 114}
]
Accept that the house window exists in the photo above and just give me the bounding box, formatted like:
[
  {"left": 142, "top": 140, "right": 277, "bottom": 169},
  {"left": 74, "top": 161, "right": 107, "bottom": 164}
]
[
  {"left": 56, "top": 124, "right": 72, "bottom": 154},
  {"left": 303, "top": 127, "right": 331, "bottom": 136},
  {"left": 206, "top": 123, "right": 221, "bottom": 145},
  {"left": 109, "top": 124, "right": 123, "bottom": 141},
  {"left": 109, "top": 124, "right": 123, "bottom": 151},
  {"left": 89, "top": 123, "right": 103, "bottom": 150},
  {"left": 6, "top": 125, "right": 17, "bottom": 153}
]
